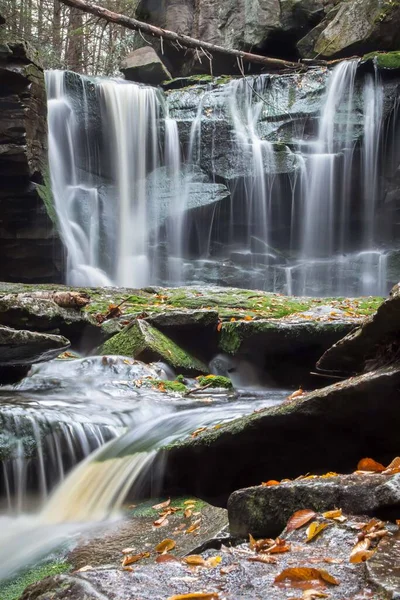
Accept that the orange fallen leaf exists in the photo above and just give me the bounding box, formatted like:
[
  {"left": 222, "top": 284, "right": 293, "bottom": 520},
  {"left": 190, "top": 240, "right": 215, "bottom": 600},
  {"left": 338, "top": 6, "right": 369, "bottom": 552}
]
[
  {"left": 184, "top": 555, "right": 206, "bottom": 566},
  {"left": 244, "top": 315, "right": 253, "bottom": 321},
  {"left": 249, "top": 534, "right": 275, "bottom": 551},
  {"left": 383, "top": 457, "right": 400, "bottom": 474},
  {"left": 220, "top": 563, "right": 238, "bottom": 574},
  {"left": 155, "top": 539, "right": 176, "bottom": 553},
  {"left": 357, "top": 458, "right": 385, "bottom": 473},
  {"left": 152, "top": 498, "right": 171, "bottom": 510},
  {"left": 184, "top": 509, "right": 193, "bottom": 518},
  {"left": 154, "top": 515, "right": 169, "bottom": 527},
  {"left": 248, "top": 555, "right": 277, "bottom": 564},
  {"left": 274, "top": 567, "right": 339, "bottom": 586},
  {"left": 306, "top": 522, "right": 329, "bottom": 542},
  {"left": 122, "top": 552, "right": 150, "bottom": 566},
  {"left": 396, "top": 519, "right": 400, "bottom": 526},
  {"left": 230, "top": 317, "right": 236, "bottom": 322},
  {"left": 303, "top": 591, "right": 329, "bottom": 599},
  {"left": 323, "top": 558, "right": 343, "bottom": 564},
  {"left": 350, "top": 538, "right": 375, "bottom": 563},
  {"left": 75, "top": 565, "right": 92, "bottom": 572},
  {"left": 264, "top": 538, "right": 291, "bottom": 554},
  {"left": 186, "top": 519, "right": 201, "bottom": 534},
  {"left": 288, "top": 388, "right": 304, "bottom": 400},
  {"left": 322, "top": 509, "right": 342, "bottom": 520},
  {"left": 262, "top": 480, "right": 280, "bottom": 487},
  {"left": 217, "top": 321, "right": 222, "bottom": 332},
  {"left": 156, "top": 554, "right": 179, "bottom": 563},
  {"left": 184, "top": 500, "right": 197, "bottom": 505},
  {"left": 204, "top": 556, "right": 222, "bottom": 568},
  {"left": 287, "top": 509, "right": 317, "bottom": 532},
  {"left": 167, "top": 594, "right": 219, "bottom": 600}
]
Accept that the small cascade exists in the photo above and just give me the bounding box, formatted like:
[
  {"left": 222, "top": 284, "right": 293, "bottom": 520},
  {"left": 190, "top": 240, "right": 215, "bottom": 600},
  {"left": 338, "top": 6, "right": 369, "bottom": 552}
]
[{"left": 46, "top": 64, "right": 400, "bottom": 296}]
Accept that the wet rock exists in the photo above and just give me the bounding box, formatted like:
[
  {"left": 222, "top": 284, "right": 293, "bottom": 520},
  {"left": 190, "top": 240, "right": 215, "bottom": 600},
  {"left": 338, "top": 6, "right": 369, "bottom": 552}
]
[
  {"left": 68, "top": 498, "right": 227, "bottom": 570},
  {"left": 159, "top": 364, "right": 400, "bottom": 504},
  {"left": 20, "top": 513, "right": 397, "bottom": 600},
  {"left": 317, "top": 283, "right": 400, "bottom": 375},
  {"left": 367, "top": 530, "right": 400, "bottom": 598},
  {"left": 228, "top": 473, "right": 400, "bottom": 538},
  {"left": 121, "top": 47, "right": 171, "bottom": 85},
  {"left": 99, "top": 319, "right": 209, "bottom": 375},
  {"left": 0, "top": 326, "right": 69, "bottom": 366}
]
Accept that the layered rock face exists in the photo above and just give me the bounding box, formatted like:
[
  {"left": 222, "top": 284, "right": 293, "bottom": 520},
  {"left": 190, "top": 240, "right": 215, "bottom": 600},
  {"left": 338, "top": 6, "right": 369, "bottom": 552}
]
[{"left": 0, "top": 37, "right": 63, "bottom": 283}]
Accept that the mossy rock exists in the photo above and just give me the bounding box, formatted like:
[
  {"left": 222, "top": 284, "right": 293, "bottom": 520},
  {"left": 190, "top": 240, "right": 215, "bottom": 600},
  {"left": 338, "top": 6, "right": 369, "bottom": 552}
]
[
  {"left": 362, "top": 50, "right": 400, "bottom": 70},
  {"left": 144, "top": 378, "right": 188, "bottom": 393},
  {"left": 0, "top": 560, "right": 70, "bottom": 600},
  {"left": 196, "top": 375, "right": 233, "bottom": 389},
  {"left": 99, "top": 319, "right": 209, "bottom": 375}
]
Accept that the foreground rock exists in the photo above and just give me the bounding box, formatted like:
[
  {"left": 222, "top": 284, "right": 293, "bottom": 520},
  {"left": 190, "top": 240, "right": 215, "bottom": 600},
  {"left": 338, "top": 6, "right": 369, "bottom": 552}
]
[
  {"left": 317, "top": 283, "right": 400, "bottom": 375},
  {"left": 121, "top": 47, "right": 171, "bottom": 85},
  {"left": 159, "top": 364, "right": 400, "bottom": 503},
  {"left": 19, "top": 513, "right": 399, "bottom": 600},
  {"left": 229, "top": 473, "right": 400, "bottom": 538}
]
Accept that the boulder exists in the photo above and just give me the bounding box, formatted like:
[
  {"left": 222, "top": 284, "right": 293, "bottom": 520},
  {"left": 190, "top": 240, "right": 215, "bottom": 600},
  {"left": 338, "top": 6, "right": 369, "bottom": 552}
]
[
  {"left": 159, "top": 364, "right": 400, "bottom": 504},
  {"left": 0, "top": 326, "right": 69, "bottom": 366},
  {"left": 228, "top": 473, "right": 400, "bottom": 538},
  {"left": 121, "top": 47, "right": 171, "bottom": 85},
  {"left": 367, "top": 530, "right": 400, "bottom": 598},
  {"left": 300, "top": 0, "right": 400, "bottom": 59},
  {"left": 99, "top": 319, "right": 209, "bottom": 375},
  {"left": 317, "top": 283, "right": 400, "bottom": 375}
]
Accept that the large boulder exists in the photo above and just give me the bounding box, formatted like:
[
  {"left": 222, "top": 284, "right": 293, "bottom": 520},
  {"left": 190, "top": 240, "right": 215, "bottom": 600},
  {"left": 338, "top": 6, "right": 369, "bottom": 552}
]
[
  {"left": 159, "top": 363, "right": 400, "bottom": 503},
  {"left": 0, "top": 41, "right": 63, "bottom": 283},
  {"left": 121, "top": 47, "right": 171, "bottom": 85},
  {"left": 317, "top": 283, "right": 400, "bottom": 375},
  {"left": 228, "top": 472, "right": 400, "bottom": 537},
  {"left": 0, "top": 326, "right": 69, "bottom": 366}
]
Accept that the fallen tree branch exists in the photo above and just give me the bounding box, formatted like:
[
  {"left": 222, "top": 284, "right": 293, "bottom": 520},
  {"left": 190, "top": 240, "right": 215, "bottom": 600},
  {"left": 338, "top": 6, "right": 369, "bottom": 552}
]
[{"left": 57, "top": 0, "right": 304, "bottom": 71}]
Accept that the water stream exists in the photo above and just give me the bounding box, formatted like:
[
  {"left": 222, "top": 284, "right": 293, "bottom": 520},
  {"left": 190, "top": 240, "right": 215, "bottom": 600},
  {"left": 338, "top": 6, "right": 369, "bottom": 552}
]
[{"left": 45, "top": 62, "right": 400, "bottom": 296}]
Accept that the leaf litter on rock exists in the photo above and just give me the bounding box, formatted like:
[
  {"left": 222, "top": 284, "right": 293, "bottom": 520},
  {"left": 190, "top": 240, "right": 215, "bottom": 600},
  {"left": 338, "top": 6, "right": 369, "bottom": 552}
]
[
  {"left": 274, "top": 567, "right": 339, "bottom": 586},
  {"left": 287, "top": 510, "right": 317, "bottom": 532}
]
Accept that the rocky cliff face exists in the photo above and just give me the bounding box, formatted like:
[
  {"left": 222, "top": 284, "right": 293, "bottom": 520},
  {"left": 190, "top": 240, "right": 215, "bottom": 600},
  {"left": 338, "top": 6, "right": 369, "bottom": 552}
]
[
  {"left": 0, "top": 37, "right": 63, "bottom": 283},
  {"left": 136, "top": 0, "right": 400, "bottom": 75}
]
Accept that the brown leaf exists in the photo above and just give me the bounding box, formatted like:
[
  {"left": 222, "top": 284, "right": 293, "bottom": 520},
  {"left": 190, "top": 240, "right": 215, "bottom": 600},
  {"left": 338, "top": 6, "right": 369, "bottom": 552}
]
[
  {"left": 167, "top": 594, "right": 219, "bottom": 600},
  {"left": 396, "top": 519, "right": 400, "bottom": 526},
  {"left": 383, "top": 457, "right": 400, "bottom": 474},
  {"left": 302, "top": 591, "right": 330, "bottom": 599},
  {"left": 184, "top": 500, "right": 197, "bottom": 505},
  {"left": 186, "top": 519, "right": 201, "bottom": 534},
  {"left": 262, "top": 480, "right": 280, "bottom": 487},
  {"left": 274, "top": 567, "right": 339, "bottom": 586},
  {"left": 323, "top": 558, "right": 343, "bottom": 565},
  {"left": 75, "top": 565, "right": 93, "bottom": 572},
  {"left": 121, "top": 552, "right": 150, "bottom": 566},
  {"left": 264, "top": 538, "right": 291, "bottom": 554},
  {"left": 357, "top": 458, "right": 385, "bottom": 473},
  {"left": 322, "top": 509, "right": 342, "bottom": 520},
  {"left": 217, "top": 321, "right": 222, "bottom": 332},
  {"left": 153, "top": 515, "right": 169, "bottom": 527},
  {"left": 249, "top": 534, "right": 275, "bottom": 552},
  {"left": 204, "top": 556, "right": 222, "bottom": 568},
  {"left": 287, "top": 509, "right": 317, "bottom": 532},
  {"left": 183, "top": 555, "right": 206, "bottom": 566},
  {"left": 248, "top": 555, "right": 277, "bottom": 564},
  {"left": 152, "top": 498, "right": 171, "bottom": 510},
  {"left": 306, "top": 522, "right": 329, "bottom": 542},
  {"left": 155, "top": 539, "right": 176, "bottom": 553},
  {"left": 288, "top": 388, "right": 304, "bottom": 400},
  {"left": 121, "top": 547, "right": 135, "bottom": 554},
  {"left": 350, "top": 538, "right": 373, "bottom": 563},
  {"left": 184, "top": 509, "right": 193, "bottom": 518},
  {"left": 156, "top": 554, "right": 179, "bottom": 563}
]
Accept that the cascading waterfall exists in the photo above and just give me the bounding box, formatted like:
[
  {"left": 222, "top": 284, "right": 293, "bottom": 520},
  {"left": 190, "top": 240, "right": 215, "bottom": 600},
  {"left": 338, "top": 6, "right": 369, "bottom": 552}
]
[{"left": 46, "top": 63, "right": 399, "bottom": 296}]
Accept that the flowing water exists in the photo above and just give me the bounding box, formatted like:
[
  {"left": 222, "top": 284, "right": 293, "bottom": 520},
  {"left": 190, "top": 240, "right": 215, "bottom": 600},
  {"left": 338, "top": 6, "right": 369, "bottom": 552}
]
[
  {"left": 45, "top": 62, "right": 400, "bottom": 297},
  {"left": 0, "top": 355, "right": 289, "bottom": 579}
]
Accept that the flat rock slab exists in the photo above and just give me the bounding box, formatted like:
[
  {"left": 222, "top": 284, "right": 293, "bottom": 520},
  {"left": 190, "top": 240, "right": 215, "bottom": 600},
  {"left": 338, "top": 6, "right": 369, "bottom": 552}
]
[
  {"left": 159, "top": 364, "right": 400, "bottom": 504},
  {"left": 228, "top": 473, "right": 400, "bottom": 538},
  {"left": 100, "top": 319, "right": 209, "bottom": 375},
  {"left": 68, "top": 498, "right": 228, "bottom": 570},
  {"left": 21, "top": 514, "right": 398, "bottom": 600},
  {"left": 367, "top": 530, "right": 400, "bottom": 598},
  {"left": 317, "top": 283, "right": 400, "bottom": 374},
  {"left": 0, "top": 325, "right": 70, "bottom": 365}
]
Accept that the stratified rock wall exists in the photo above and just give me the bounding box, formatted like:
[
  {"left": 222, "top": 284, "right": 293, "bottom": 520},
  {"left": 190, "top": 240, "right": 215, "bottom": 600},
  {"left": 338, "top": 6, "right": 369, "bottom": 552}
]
[{"left": 0, "top": 38, "right": 63, "bottom": 283}]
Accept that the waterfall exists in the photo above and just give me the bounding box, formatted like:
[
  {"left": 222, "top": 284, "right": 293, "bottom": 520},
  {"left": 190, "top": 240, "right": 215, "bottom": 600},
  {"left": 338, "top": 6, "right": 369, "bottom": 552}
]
[{"left": 46, "top": 64, "right": 399, "bottom": 296}]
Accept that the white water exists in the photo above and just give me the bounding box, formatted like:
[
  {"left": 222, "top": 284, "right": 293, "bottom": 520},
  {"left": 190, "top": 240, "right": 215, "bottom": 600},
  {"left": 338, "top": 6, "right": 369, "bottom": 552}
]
[{"left": 46, "top": 65, "right": 397, "bottom": 296}]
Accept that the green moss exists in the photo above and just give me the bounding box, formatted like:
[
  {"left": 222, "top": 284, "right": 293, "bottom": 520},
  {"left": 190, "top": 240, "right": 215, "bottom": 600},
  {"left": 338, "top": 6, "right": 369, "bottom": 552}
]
[
  {"left": 37, "top": 168, "right": 57, "bottom": 226},
  {"left": 196, "top": 375, "right": 233, "bottom": 389},
  {"left": 145, "top": 378, "right": 188, "bottom": 393},
  {"left": 288, "top": 85, "right": 296, "bottom": 109},
  {"left": 374, "top": 0, "right": 400, "bottom": 23},
  {"left": 362, "top": 51, "right": 400, "bottom": 70},
  {"left": 0, "top": 560, "right": 70, "bottom": 600},
  {"left": 128, "top": 497, "right": 206, "bottom": 518}
]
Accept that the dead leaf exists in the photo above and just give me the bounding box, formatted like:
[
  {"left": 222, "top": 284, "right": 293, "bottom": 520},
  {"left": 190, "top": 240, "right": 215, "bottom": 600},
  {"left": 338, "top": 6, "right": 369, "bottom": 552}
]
[
  {"left": 217, "top": 321, "right": 222, "bottom": 332},
  {"left": 220, "top": 563, "right": 238, "bottom": 574},
  {"left": 155, "top": 539, "right": 176, "bottom": 553},
  {"left": 274, "top": 567, "right": 339, "bottom": 586},
  {"left": 184, "top": 509, "right": 193, "bottom": 518},
  {"left": 184, "top": 500, "right": 197, "bottom": 505},
  {"left": 302, "top": 591, "right": 329, "bottom": 599},
  {"left": 264, "top": 538, "right": 291, "bottom": 554},
  {"left": 288, "top": 388, "right": 304, "bottom": 400},
  {"left": 121, "top": 547, "right": 135, "bottom": 554},
  {"left": 287, "top": 509, "right": 317, "bottom": 532},
  {"left": 75, "top": 565, "right": 92, "bottom": 572},
  {"left": 156, "top": 554, "right": 179, "bottom": 563},
  {"left": 350, "top": 538, "right": 374, "bottom": 563},
  {"left": 167, "top": 594, "right": 219, "bottom": 600},
  {"left": 205, "top": 556, "right": 222, "bottom": 568},
  {"left": 244, "top": 315, "right": 253, "bottom": 321},
  {"left": 152, "top": 498, "right": 171, "bottom": 510},
  {"left": 383, "top": 457, "right": 400, "bottom": 474},
  {"left": 186, "top": 519, "right": 201, "bottom": 534},
  {"left": 154, "top": 515, "right": 169, "bottom": 527},
  {"left": 306, "top": 522, "right": 329, "bottom": 542},
  {"left": 248, "top": 555, "right": 277, "bottom": 564},
  {"left": 183, "top": 555, "right": 206, "bottom": 566},
  {"left": 396, "top": 519, "right": 400, "bottom": 526},
  {"left": 121, "top": 552, "right": 150, "bottom": 566},
  {"left": 262, "top": 480, "right": 280, "bottom": 487},
  {"left": 322, "top": 509, "right": 342, "bottom": 520},
  {"left": 357, "top": 458, "right": 385, "bottom": 473},
  {"left": 323, "top": 558, "right": 343, "bottom": 565},
  {"left": 249, "top": 534, "right": 275, "bottom": 552}
]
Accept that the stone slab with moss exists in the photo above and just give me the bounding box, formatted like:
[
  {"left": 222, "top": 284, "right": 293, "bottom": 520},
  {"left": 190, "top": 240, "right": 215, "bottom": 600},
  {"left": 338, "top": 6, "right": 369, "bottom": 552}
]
[
  {"left": 0, "top": 560, "right": 71, "bottom": 600},
  {"left": 362, "top": 50, "right": 400, "bottom": 70},
  {"left": 99, "top": 319, "right": 209, "bottom": 375},
  {"left": 157, "top": 364, "right": 400, "bottom": 504}
]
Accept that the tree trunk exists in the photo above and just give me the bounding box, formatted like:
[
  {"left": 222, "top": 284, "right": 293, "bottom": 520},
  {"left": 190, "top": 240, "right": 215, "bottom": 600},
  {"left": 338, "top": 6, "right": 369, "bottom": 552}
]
[
  {"left": 66, "top": 6, "right": 83, "bottom": 71},
  {"left": 57, "top": 0, "right": 303, "bottom": 71}
]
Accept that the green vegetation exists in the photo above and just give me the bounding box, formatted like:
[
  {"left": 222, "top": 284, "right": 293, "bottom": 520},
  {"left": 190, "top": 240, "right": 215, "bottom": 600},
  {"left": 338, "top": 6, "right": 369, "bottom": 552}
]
[
  {"left": 145, "top": 378, "right": 188, "bottom": 393},
  {"left": 128, "top": 497, "right": 206, "bottom": 518},
  {"left": 362, "top": 51, "right": 400, "bottom": 70},
  {"left": 0, "top": 560, "right": 70, "bottom": 600},
  {"left": 196, "top": 375, "right": 233, "bottom": 389}
]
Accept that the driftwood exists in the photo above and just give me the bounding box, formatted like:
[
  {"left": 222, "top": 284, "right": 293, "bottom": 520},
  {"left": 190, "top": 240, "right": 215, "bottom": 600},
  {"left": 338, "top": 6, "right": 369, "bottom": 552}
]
[{"left": 58, "top": 0, "right": 304, "bottom": 72}]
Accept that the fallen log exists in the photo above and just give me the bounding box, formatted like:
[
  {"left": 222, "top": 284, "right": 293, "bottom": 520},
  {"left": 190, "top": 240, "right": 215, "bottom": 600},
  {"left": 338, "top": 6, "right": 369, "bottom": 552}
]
[{"left": 58, "top": 0, "right": 304, "bottom": 72}]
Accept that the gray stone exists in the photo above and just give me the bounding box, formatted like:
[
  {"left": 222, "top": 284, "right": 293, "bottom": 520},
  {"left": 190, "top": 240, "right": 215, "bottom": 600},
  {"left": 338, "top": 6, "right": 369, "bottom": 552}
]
[
  {"left": 121, "top": 47, "right": 171, "bottom": 85},
  {"left": 317, "top": 283, "right": 400, "bottom": 374},
  {"left": 228, "top": 473, "right": 400, "bottom": 537},
  {"left": 0, "top": 325, "right": 70, "bottom": 366},
  {"left": 146, "top": 309, "right": 219, "bottom": 329},
  {"left": 159, "top": 364, "right": 400, "bottom": 504},
  {"left": 368, "top": 530, "right": 400, "bottom": 599}
]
